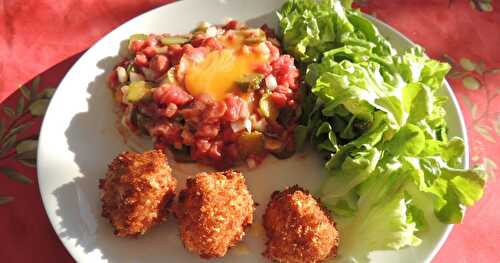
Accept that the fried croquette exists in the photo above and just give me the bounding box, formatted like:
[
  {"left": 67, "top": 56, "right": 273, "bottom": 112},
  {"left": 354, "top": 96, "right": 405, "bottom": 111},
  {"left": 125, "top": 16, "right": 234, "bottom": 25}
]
[
  {"left": 263, "top": 186, "right": 339, "bottom": 263},
  {"left": 99, "top": 150, "right": 177, "bottom": 237},
  {"left": 175, "top": 170, "right": 255, "bottom": 258}
]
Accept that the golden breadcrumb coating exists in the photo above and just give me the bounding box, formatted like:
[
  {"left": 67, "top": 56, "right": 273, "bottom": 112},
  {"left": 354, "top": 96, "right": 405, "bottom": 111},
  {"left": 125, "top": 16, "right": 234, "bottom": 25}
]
[
  {"left": 99, "top": 150, "right": 176, "bottom": 237},
  {"left": 263, "top": 185, "right": 340, "bottom": 263},
  {"left": 175, "top": 170, "right": 255, "bottom": 258}
]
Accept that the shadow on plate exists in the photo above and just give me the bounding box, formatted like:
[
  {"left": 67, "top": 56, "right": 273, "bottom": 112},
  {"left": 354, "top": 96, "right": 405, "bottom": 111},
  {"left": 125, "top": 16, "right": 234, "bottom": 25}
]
[{"left": 51, "top": 39, "right": 196, "bottom": 262}]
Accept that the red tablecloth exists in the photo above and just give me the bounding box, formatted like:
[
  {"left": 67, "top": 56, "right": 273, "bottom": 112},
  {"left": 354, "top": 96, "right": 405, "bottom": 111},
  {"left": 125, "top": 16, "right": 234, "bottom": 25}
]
[{"left": 0, "top": 0, "right": 499, "bottom": 262}]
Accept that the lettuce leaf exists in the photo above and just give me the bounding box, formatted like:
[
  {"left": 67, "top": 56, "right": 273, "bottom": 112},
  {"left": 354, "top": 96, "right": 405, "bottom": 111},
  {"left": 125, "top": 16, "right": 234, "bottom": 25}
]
[{"left": 278, "top": 0, "right": 488, "bottom": 261}]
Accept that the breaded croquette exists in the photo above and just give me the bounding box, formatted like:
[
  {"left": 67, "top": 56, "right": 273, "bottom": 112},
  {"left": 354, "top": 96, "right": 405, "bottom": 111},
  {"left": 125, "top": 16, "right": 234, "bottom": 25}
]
[
  {"left": 99, "top": 150, "right": 177, "bottom": 237},
  {"left": 175, "top": 170, "right": 254, "bottom": 258},
  {"left": 263, "top": 185, "right": 339, "bottom": 263}
]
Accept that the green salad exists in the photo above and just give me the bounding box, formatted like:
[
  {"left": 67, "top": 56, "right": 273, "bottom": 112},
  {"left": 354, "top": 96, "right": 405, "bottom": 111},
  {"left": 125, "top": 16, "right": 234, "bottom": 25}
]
[{"left": 279, "top": 0, "right": 487, "bottom": 261}]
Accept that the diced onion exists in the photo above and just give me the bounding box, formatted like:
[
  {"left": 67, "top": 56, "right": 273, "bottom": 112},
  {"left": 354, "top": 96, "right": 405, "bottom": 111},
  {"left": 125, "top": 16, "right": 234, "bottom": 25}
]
[
  {"left": 231, "top": 118, "right": 252, "bottom": 133},
  {"left": 250, "top": 114, "right": 267, "bottom": 132},
  {"left": 231, "top": 119, "right": 246, "bottom": 133},
  {"left": 265, "top": 74, "right": 277, "bottom": 90},
  {"left": 142, "top": 67, "right": 156, "bottom": 81},
  {"left": 255, "top": 42, "right": 270, "bottom": 56},
  {"left": 116, "top": 66, "right": 128, "bottom": 83},
  {"left": 197, "top": 21, "right": 211, "bottom": 31},
  {"left": 254, "top": 119, "right": 267, "bottom": 132},
  {"left": 206, "top": 26, "right": 218, "bottom": 38},
  {"left": 129, "top": 72, "right": 145, "bottom": 82},
  {"left": 244, "top": 118, "right": 252, "bottom": 133},
  {"left": 120, "top": 85, "right": 129, "bottom": 104}
]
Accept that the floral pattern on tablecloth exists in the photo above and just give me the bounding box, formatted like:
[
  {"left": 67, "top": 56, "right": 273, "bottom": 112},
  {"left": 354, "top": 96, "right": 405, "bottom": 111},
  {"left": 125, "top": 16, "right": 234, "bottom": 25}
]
[{"left": 0, "top": 77, "right": 53, "bottom": 204}]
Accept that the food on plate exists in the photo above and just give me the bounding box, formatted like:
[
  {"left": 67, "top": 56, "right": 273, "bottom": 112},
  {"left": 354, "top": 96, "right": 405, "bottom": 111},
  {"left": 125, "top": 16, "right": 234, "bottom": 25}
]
[
  {"left": 99, "top": 150, "right": 176, "bottom": 237},
  {"left": 175, "top": 170, "right": 254, "bottom": 258},
  {"left": 107, "top": 20, "right": 301, "bottom": 169},
  {"left": 263, "top": 185, "right": 339, "bottom": 263},
  {"left": 96, "top": 0, "right": 488, "bottom": 259},
  {"left": 279, "top": 0, "right": 487, "bottom": 260}
]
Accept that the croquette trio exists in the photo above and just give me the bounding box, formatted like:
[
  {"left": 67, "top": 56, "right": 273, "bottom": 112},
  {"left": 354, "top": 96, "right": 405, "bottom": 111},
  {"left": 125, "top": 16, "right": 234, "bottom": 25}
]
[{"left": 99, "top": 150, "right": 339, "bottom": 262}]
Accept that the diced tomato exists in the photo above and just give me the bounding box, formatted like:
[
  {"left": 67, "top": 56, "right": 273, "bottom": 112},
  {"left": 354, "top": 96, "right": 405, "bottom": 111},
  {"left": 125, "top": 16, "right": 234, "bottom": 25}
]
[
  {"left": 197, "top": 93, "right": 214, "bottom": 105},
  {"left": 134, "top": 53, "right": 148, "bottom": 67},
  {"left": 224, "top": 20, "right": 239, "bottom": 30},
  {"left": 150, "top": 122, "right": 181, "bottom": 144},
  {"left": 145, "top": 36, "right": 158, "bottom": 47},
  {"left": 275, "top": 85, "right": 293, "bottom": 98},
  {"left": 208, "top": 141, "right": 223, "bottom": 160},
  {"left": 182, "top": 44, "right": 195, "bottom": 54},
  {"left": 163, "top": 103, "right": 177, "bottom": 118},
  {"left": 272, "top": 54, "right": 299, "bottom": 89},
  {"left": 205, "top": 101, "right": 227, "bottom": 122},
  {"left": 270, "top": 92, "right": 288, "bottom": 108},
  {"left": 266, "top": 41, "right": 280, "bottom": 62},
  {"left": 154, "top": 84, "right": 193, "bottom": 106},
  {"left": 130, "top": 40, "right": 145, "bottom": 53},
  {"left": 149, "top": 55, "right": 169, "bottom": 74},
  {"left": 224, "top": 95, "right": 248, "bottom": 122},
  {"left": 195, "top": 139, "right": 211, "bottom": 154},
  {"left": 191, "top": 34, "right": 205, "bottom": 47},
  {"left": 167, "top": 44, "right": 184, "bottom": 65},
  {"left": 143, "top": 46, "right": 157, "bottom": 58},
  {"left": 202, "top": 37, "right": 223, "bottom": 50},
  {"left": 255, "top": 63, "right": 272, "bottom": 75},
  {"left": 195, "top": 123, "right": 220, "bottom": 138}
]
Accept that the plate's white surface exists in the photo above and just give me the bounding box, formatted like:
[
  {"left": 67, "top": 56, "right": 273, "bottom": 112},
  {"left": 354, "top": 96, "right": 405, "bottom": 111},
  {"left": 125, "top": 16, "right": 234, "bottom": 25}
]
[{"left": 37, "top": 0, "right": 468, "bottom": 262}]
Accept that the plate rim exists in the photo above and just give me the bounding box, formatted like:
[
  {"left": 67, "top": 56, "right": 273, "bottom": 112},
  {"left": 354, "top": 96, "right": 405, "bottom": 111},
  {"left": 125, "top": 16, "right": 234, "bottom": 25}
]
[{"left": 36, "top": 1, "right": 469, "bottom": 262}]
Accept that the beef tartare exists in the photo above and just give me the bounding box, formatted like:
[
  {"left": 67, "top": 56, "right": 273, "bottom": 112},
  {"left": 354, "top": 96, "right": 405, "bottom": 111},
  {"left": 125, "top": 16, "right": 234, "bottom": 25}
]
[{"left": 108, "top": 20, "right": 301, "bottom": 168}]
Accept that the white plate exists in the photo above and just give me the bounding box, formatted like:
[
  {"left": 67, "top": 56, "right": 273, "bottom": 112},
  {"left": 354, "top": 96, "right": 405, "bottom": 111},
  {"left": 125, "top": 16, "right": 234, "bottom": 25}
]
[{"left": 37, "top": 0, "right": 468, "bottom": 262}]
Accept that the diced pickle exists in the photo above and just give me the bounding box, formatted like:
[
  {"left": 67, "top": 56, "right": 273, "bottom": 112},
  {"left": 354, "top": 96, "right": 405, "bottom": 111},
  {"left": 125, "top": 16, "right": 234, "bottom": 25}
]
[
  {"left": 236, "top": 73, "right": 264, "bottom": 92},
  {"left": 126, "top": 81, "right": 153, "bottom": 103},
  {"left": 160, "top": 36, "right": 191, "bottom": 45},
  {"left": 238, "top": 131, "right": 265, "bottom": 158},
  {"left": 259, "top": 93, "right": 278, "bottom": 120},
  {"left": 192, "top": 21, "right": 211, "bottom": 34},
  {"left": 160, "top": 67, "right": 178, "bottom": 85},
  {"left": 128, "top": 34, "right": 147, "bottom": 48}
]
